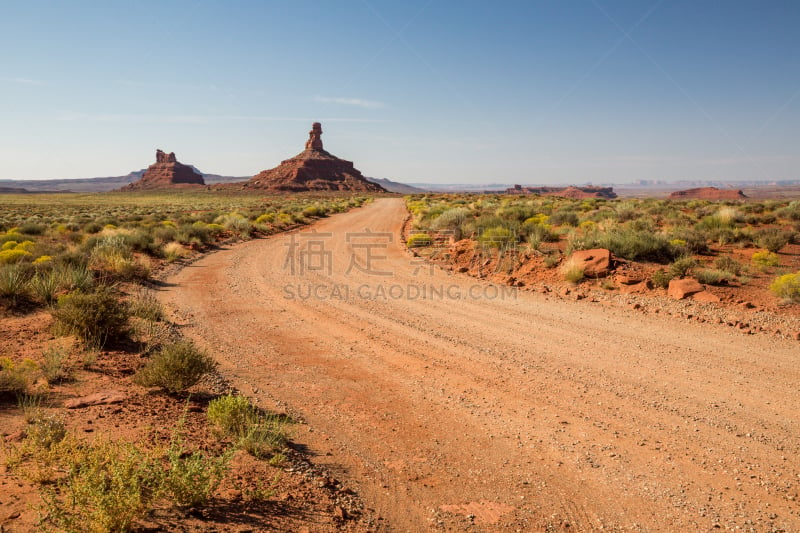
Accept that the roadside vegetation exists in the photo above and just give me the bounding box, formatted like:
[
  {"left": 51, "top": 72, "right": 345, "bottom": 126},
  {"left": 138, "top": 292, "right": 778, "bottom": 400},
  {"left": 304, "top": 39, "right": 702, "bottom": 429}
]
[
  {"left": 406, "top": 194, "right": 800, "bottom": 305},
  {"left": 0, "top": 191, "right": 369, "bottom": 531}
]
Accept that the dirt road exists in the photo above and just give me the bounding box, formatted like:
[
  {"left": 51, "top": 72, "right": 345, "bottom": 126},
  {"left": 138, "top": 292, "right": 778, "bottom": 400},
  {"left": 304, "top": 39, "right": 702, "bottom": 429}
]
[{"left": 159, "top": 198, "right": 800, "bottom": 532}]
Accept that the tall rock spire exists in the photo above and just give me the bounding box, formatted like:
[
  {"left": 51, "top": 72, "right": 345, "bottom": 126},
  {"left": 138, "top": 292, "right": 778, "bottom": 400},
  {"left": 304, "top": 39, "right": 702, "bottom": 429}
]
[{"left": 305, "top": 122, "right": 323, "bottom": 151}]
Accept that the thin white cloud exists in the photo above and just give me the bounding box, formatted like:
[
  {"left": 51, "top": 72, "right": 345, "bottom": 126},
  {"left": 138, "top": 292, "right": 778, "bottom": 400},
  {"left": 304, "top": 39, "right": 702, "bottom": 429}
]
[
  {"left": 2, "top": 77, "right": 43, "bottom": 85},
  {"left": 314, "top": 96, "right": 385, "bottom": 109},
  {"left": 54, "top": 112, "right": 385, "bottom": 124}
]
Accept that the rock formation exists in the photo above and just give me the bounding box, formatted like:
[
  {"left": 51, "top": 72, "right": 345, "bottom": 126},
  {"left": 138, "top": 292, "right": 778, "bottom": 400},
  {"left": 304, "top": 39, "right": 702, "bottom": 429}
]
[
  {"left": 120, "top": 150, "right": 205, "bottom": 190},
  {"left": 244, "top": 123, "right": 385, "bottom": 193},
  {"left": 668, "top": 187, "right": 747, "bottom": 200}
]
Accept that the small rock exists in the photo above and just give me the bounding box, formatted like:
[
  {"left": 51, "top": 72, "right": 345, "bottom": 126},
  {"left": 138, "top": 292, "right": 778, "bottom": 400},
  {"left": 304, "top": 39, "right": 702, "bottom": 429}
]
[
  {"left": 692, "top": 291, "right": 721, "bottom": 303},
  {"left": 667, "top": 278, "right": 704, "bottom": 300},
  {"left": 64, "top": 391, "right": 127, "bottom": 409}
]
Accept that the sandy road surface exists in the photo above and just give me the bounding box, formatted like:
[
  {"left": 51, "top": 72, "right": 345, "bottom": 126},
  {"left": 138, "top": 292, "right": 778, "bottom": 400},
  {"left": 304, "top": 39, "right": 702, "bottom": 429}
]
[{"left": 159, "top": 198, "right": 800, "bottom": 532}]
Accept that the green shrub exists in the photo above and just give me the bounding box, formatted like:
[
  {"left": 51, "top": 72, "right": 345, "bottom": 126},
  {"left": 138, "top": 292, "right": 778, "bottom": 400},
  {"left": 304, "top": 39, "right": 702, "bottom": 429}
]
[
  {"left": 54, "top": 262, "right": 94, "bottom": 293},
  {"left": 88, "top": 235, "right": 146, "bottom": 280},
  {"left": 219, "top": 213, "right": 251, "bottom": 238},
  {"left": 669, "top": 256, "right": 698, "bottom": 278},
  {"left": 478, "top": 226, "right": 515, "bottom": 249},
  {"left": 28, "top": 271, "right": 59, "bottom": 305},
  {"left": 406, "top": 233, "right": 432, "bottom": 248},
  {"left": 162, "top": 431, "right": 231, "bottom": 508},
  {"left": 52, "top": 288, "right": 130, "bottom": 348},
  {"left": 695, "top": 268, "right": 733, "bottom": 286},
  {"left": 560, "top": 257, "right": 585, "bottom": 283},
  {"left": 207, "top": 394, "right": 287, "bottom": 459},
  {"left": 543, "top": 254, "right": 561, "bottom": 269},
  {"left": 238, "top": 415, "right": 288, "bottom": 459},
  {"left": 38, "top": 436, "right": 163, "bottom": 533},
  {"left": 570, "top": 228, "right": 674, "bottom": 262},
  {"left": 714, "top": 255, "right": 744, "bottom": 276},
  {"left": 129, "top": 288, "right": 163, "bottom": 322},
  {"left": 41, "top": 344, "right": 73, "bottom": 384},
  {"left": 770, "top": 272, "right": 800, "bottom": 303},
  {"left": 0, "top": 357, "right": 38, "bottom": 397},
  {"left": 651, "top": 269, "right": 672, "bottom": 289},
  {"left": 207, "top": 394, "right": 255, "bottom": 437},
  {"left": 134, "top": 340, "right": 216, "bottom": 393},
  {"left": 0, "top": 264, "right": 30, "bottom": 305},
  {"left": 755, "top": 228, "right": 793, "bottom": 253},
  {"left": 0, "top": 248, "right": 32, "bottom": 264},
  {"left": 752, "top": 250, "right": 780, "bottom": 268},
  {"left": 549, "top": 210, "right": 580, "bottom": 227}
]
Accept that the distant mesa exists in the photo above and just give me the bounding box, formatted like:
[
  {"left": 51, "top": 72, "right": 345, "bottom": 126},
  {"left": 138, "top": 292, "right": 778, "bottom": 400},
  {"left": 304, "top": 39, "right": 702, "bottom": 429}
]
[
  {"left": 506, "top": 184, "right": 617, "bottom": 199},
  {"left": 120, "top": 149, "right": 205, "bottom": 190},
  {"left": 668, "top": 187, "right": 747, "bottom": 200},
  {"left": 243, "top": 122, "right": 386, "bottom": 193}
]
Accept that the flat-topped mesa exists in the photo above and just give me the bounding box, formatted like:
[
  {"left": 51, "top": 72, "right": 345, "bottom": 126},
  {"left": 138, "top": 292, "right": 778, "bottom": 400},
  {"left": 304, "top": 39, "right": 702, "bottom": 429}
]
[
  {"left": 244, "top": 122, "right": 385, "bottom": 193},
  {"left": 668, "top": 187, "right": 748, "bottom": 200},
  {"left": 119, "top": 149, "right": 205, "bottom": 190}
]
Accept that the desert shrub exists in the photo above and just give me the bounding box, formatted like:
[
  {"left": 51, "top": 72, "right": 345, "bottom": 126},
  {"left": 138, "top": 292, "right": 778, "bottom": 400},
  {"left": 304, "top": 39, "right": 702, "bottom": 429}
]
[
  {"left": 28, "top": 271, "right": 59, "bottom": 305},
  {"left": 431, "top": 208, "right": 469, "bottom": 239},
  {"left": 406, "top": 233, "right": 432, "bottom": 248},
  {"left": 714, "top": 255, "right": 744, "bottom": 276},
  {"left": 18, "top": 222, "right": 46, "bottom": 235},
  {"left": 560, "top": 257, "right": 584, "bottom": 283},
  {"left": 162, "top": 430, "right": 232, "bottom": 508},
  {"left": 41, "top": 344, "right": 73, "bottom": 384},
  {"left": 152, "top": 224, "right": 178, "bottom": 245},
  {"left": 255, "top": 213, "right": 275, "bottom": 225},
  {"left": 0, "top": 248, "right": 32, "bottom": 264},
  {"left": 25, "top": 414, "right": 67, "bottom": 451},
  {"left": 755, "top": 228, "right": 793, "bottom": 253},
  {"left": 522, "top": 221, "right": 559, "bottom": 245},
  {"left": 0, "top": 264, "right": 30, "bottom": 305},
  {"left": 651, "top": 269, "right": 672, "bottom": 289},
  {"left": 775, "top": 201, "right": 800, "bottom": 221},
  {"left": 543, "top": 254, "right": 561, "bottom": 269},
  {"left": 238, "top": 415, "right": 289, "bottom": 459},
  {"left": 549, "top": 210, "right": 580, "bottom": 227},
  {"left": 129, "top": 288, "right": 163, "bottom": 322},
  {"left": 54, "top": 263, "right": 94, "bottom": 292},
  {"left": 752, "top": 250, "right": 780, "bottom": 268},
  {"left": 207, "top": 394, "right": 287, "bottom": 459},
  {"left": 0, "top": 357, "right": 38, "bottom": 397},
  {"left": 668, "top": 256, "right": 698, "bottom": 278},
  {"left": 669, "top": 227, "right": 709, "bottom": 254},
  {"left": 570, "top": 228, "right": 674, "bottom": 262},
  {"left": 162, "top": 241, "right": 189, "bottom": 262},
  {"left": 478, "top": 226, "right": 516, "bottom": 249},
  {"left": 207, "top": 394, "right": 255, "bottom": 436},
  {"left": 219, "top": 213, "right": 251, "bottom": 238},
  {"left": 695, "top": 268, "right": 733, "bottom": 286},
  {"left": 52, "top": 287, "right": 130, "bottom": 348},
  {"left": 770, "top": 272, "right": 800, "bottom": 303},
  {"left": 36, "top": 436, "right": 163, "bottom": 533},
  {"left": 88, "top": 235, "right": 145, "bottom": 280},
  {"left": 134, "top": 340, "right": 216, "bottom": 394}
]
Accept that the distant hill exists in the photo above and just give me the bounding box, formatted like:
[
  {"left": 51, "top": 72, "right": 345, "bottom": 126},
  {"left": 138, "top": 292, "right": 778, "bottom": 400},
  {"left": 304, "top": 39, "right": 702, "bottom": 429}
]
[
  {"left": 0, "top": 170, "right": 248, "bottom": 193},
  {"left": 365, "top": 177, "right": 427, "bottom": 194}
]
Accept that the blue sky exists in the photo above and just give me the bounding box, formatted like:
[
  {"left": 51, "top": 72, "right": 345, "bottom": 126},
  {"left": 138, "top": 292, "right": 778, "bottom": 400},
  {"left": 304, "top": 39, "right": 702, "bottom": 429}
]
[{"left": 1, "top": 1, "right": 798, "bottom": 184}]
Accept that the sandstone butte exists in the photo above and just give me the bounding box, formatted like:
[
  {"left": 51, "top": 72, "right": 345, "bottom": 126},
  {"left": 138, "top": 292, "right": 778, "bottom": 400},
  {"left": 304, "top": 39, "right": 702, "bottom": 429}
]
[
  {"left": 243, "top": 122, "right": 386, "bottom": 193},
  {"left": 120, "top": 150, "right": 205, "bottom": 190},
  {"left": 668, "top": 187, "right": 748, "bottom": 200}
]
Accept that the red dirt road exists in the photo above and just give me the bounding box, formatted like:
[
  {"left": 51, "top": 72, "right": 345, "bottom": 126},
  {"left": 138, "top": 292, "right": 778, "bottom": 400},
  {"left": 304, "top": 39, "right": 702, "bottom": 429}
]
[{"left": 159, "top": 198, "right": 800, "bottom": 532}]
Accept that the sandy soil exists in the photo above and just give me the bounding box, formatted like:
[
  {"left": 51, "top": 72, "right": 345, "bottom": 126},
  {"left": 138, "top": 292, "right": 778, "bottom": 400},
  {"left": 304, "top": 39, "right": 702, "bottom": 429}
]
[{"left": 159, "top": 198, "right": 800, "bottom": 532}]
